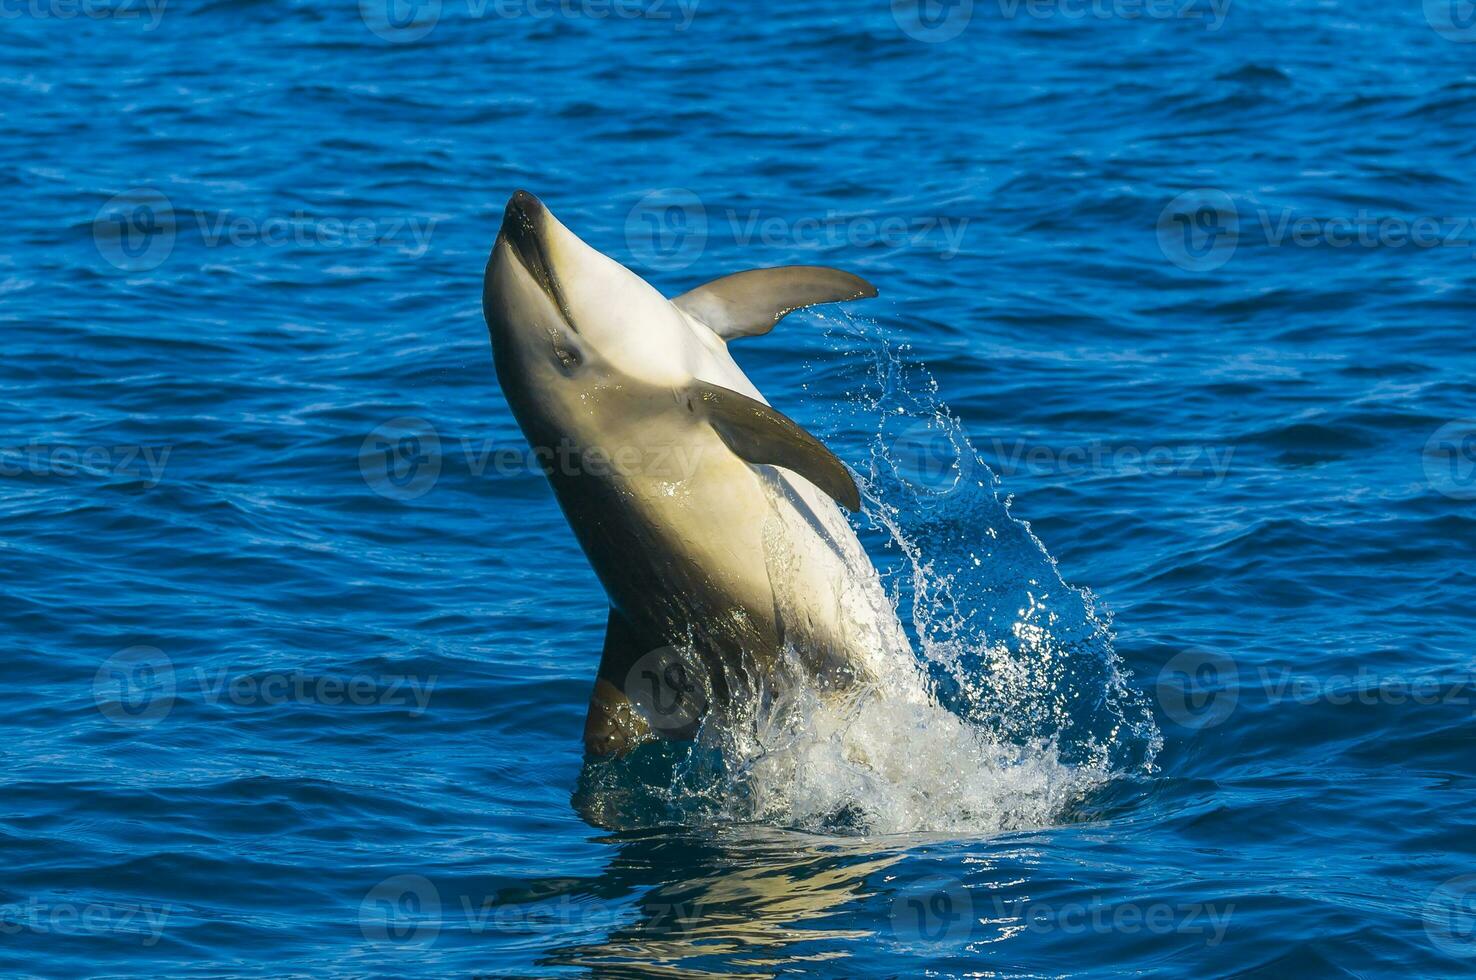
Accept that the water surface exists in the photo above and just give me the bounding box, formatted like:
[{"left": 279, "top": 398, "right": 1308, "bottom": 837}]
[{"left": 4, "top": 1, "right": 1476, "bottom": 975}]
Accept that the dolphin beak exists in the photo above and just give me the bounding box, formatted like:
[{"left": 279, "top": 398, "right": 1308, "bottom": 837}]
[
  {"left": 500, "top": 190, "right": 550, "bottom": 280},
  {"left": 502, "top": 189, "right": 545, "bottom": 250},
  {"left": 497, "top": 189, "right": 574, "bottom": 329}
]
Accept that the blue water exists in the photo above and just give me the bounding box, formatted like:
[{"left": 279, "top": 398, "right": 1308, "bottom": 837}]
[{"left": 6, "top": 0, "right": 1476, "bottom": 975}]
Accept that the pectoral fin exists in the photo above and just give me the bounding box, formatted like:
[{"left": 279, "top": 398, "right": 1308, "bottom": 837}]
[
  {"left": 673, "top": 266, "right": 877, "bottom": 341},
  {"left": 695, "top": 382, "right": 861, "bottom": 511}
]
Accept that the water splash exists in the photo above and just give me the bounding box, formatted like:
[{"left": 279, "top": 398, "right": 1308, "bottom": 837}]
[
  {"left": 843, "top": 312, "right": 1161, "bottom": 778},
  {"left": 576, "top": 312, "right": 1159, "bottom": 835}
]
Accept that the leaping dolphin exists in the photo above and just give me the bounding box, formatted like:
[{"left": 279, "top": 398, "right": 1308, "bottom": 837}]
[{"left": 482, "top": 191, "right": 917, "bottom": 756}]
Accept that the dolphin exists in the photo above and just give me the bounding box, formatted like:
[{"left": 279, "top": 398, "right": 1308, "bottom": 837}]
[{"left": 482, "top": 191, "right": 917, "bottom": 756}]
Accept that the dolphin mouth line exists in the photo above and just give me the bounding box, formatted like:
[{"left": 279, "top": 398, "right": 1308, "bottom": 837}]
[{"left": 501, "top": 195, "right": 579, "bottom": 334}]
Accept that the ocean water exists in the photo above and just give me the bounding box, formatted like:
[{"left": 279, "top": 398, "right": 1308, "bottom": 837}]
[{"left": 5, "top": 0, "right": 1476, "bottom": 975}]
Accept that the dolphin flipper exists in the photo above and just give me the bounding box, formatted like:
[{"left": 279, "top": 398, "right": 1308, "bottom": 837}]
[
  {"left": 695, "top": 381, "right": 861, "bottom": 511},
  {"left": 672, "top": 266, "right": 877, "bottom": 341}
]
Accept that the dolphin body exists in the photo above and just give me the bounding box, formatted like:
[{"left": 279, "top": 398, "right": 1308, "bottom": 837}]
[{"left": 482, "top": 191, "right": 916, "bottom": 756}]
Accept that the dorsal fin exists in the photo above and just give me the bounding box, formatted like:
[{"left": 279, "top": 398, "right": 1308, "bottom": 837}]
[
  {"left": 673, "top": 266, "right": 877, "bottom": 341},
  {"left": 693, "top": 381, "right": 861, "bottom": 511}
]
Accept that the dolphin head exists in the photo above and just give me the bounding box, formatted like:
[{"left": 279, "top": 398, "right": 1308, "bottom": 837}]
[{"left": 483, "top": 191, "right": 697, "bottom": 430}]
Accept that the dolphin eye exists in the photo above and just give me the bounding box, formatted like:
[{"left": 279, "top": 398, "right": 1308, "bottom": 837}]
[{"left": 554, "top": 343, "right": 582, "bottom": 373}]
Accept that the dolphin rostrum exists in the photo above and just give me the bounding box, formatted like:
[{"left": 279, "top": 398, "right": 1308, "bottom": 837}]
[{"left": 482, "top": 191, "right": 918, "bottom": 756}]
